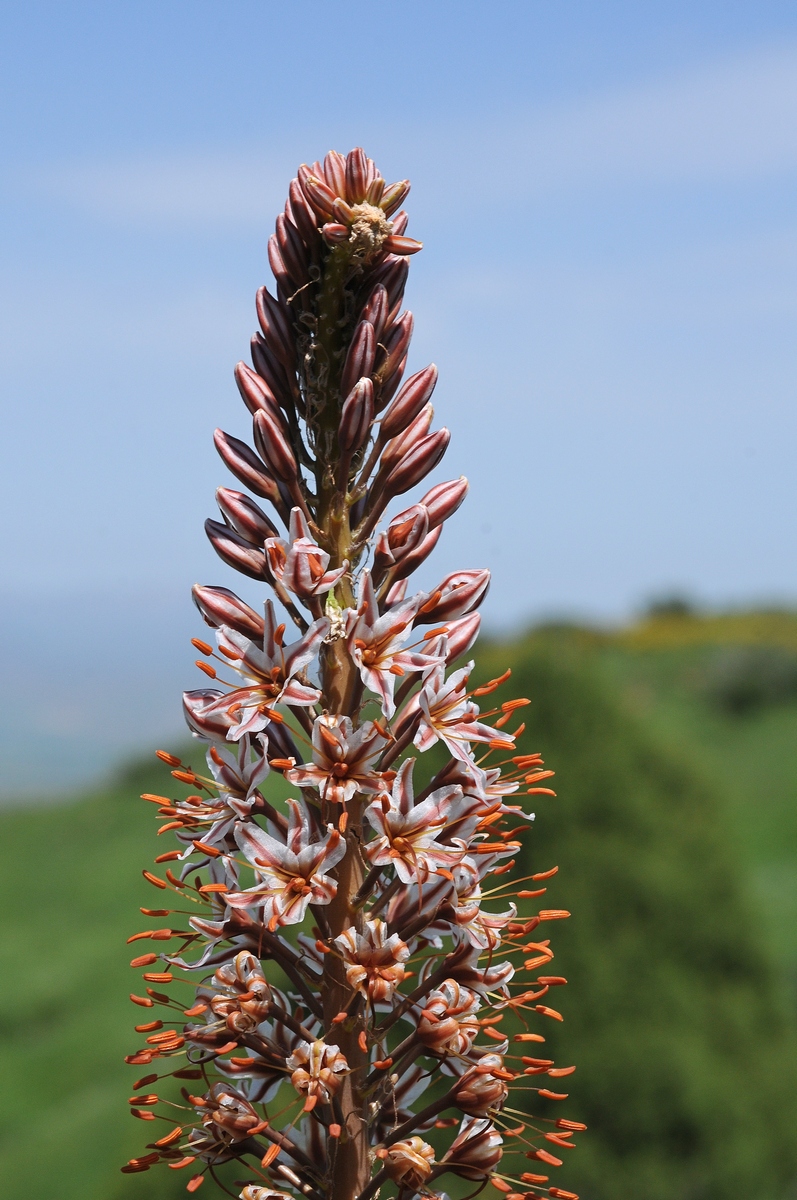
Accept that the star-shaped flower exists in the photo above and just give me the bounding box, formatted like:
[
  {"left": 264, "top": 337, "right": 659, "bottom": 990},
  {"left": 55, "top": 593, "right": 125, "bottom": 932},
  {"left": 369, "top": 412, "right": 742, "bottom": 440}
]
[{"left": 286, "top": 714, "right": 388, "bottom": 805}]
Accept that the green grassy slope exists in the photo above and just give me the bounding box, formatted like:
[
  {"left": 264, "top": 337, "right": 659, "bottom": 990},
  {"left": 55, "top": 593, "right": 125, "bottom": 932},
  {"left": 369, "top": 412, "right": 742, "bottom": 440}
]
[{"left": 2, "top": 615, "right": 797, "bottom": 1200}]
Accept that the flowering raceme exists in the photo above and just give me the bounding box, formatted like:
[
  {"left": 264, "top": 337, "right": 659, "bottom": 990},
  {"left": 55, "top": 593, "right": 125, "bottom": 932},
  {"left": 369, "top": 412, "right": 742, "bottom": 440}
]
[{"left": 121, "top": 148, "right": 582, "bottom": 1200}]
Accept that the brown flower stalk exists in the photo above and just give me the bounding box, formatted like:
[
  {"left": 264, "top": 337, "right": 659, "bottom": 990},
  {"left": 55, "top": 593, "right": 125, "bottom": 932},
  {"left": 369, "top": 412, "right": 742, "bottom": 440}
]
[{"left": 121, "top": 148, "right": 581, "bottom": 1200}]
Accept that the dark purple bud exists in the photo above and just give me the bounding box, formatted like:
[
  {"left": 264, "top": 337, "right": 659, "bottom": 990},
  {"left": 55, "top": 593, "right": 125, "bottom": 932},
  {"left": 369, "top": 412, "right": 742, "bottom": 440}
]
[
  {"left": 390, "top": 211, "right": 409, "bottom": 237},
  {"left": 369, "top": 256, "right": 409, "bottom": 312},
  {"left": 275, "top": 214, "right": 309, "bottom": 287},
  {"left": 216, "top": 487, "right": 278, "bottom": 544},
  {"left": 378, "top": 311, "right": 414, "bottom": 380},
  {"left": 250, "top": 333, "right": 292, "bottom": 408},
  {"left": 365, "top": 175, "right": 385, "bottom": 205},
  {"left": 287, "top": 179, "right": 319, "bottom": 245},
  {"left": 377, "top": 354, "right": 408, "bottom": 409},
  {"left": 298, "top": 167, "right": 337, "bottom": 219},
  {"left": 420, "top": 476, "right": 469, "bottom": 529},
  {"left": 373, "top": 504, "right": 429, "bottom": 571},
  {"left": 338, "top": 378, "right": 374, "bottom": 454},
  {"left": 323, "top": 150, "right": 347, "bottom": 199},
  {"left": 416, "top": 568, "right": 491, "bottom": 624},
  {"left": 234, "top": 361, "right": 285, "bottom": 424},
  {"left": 267, "top": 234, "right": 292, "bottom": 292},
  {"left": 341, "top": 321, "right": 376, "bottom": 399},
  {"left": 205, "top": 519, "right": 270, "bottom": 581},
  {"left": 386, "top": 522, "right": 443, "bottom": 583},
  {"left": 322, "top": 222, "right": 350, "bottom": 245},
  {"left": 192, "top": 584, "right": 265, "bottom": 641},
  {"left": 213, "top": 429, "right": 281, "bottom": 506},
  {"left": 252, "top": 410, "right": 298, "bottom": 483},
  {"left": 383, "top": 427, "right": 450, "bottom": 497},
  {"left": 345, "top": 148, "right": 369, "bottom": 204},
  {"left": 443, "top": 612, "right": 481, "bottom": 661},
  {"left": 256, "top": 286, "right": 295, "bottom": 372},
  {"left": 381, "top": 403, "right": 434, "bottom": 473},
  {"left": 380, "top": 365, "right": 438, "bottom": 439},
  {"left": 380, "top": 179, "right": 411, "bottom": 217},
  {"left": 360, "top": 284, "right": 389, "bottom": 342}
]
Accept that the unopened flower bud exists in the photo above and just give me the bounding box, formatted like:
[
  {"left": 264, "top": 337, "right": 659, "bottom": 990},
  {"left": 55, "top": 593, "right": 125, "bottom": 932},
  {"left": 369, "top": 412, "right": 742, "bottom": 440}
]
[
  {"left": 205, "top": 519, "right": 271, "bottom": 581},
  {"left": 360, "top": 283, "right": 389, "bottom": 342},
  {"left": 380, "top": 178, "right": 411, "bottom": 217},
  {"left": 192, "top": 584, "right": 265, "bottom": 642},
  {"left": 275, "top": 214, "right": 309, "bottom": 286},
  {"left": 339, "top": 378, "right": 374, "bottom": 454},
  {"left": 253, "top": 410, "right": 298, "bottom": 483},
  {"left": 381, "top": 404, "right": 434, "bottom": 474},
  {"left": 345, "top": 147, "right": 369, "bottom": 204},
  {"left": 365, "top": 174, "right": 385, "bottom": 205},
  {"left": 380, "top": 364, "right": 438, "bottom": 439},
  {"left": 323, "top": 149, "right": 347, "bottom": 198},
  {"left": 234, "top": 361, "right": 284, "bottom": 423},
  {"left": 216, "top": 488, "right": 278, "bottom": 545},
  {"left": 378, "top": 311, "right": 414, "bottom": 381},
  {"left": 255, "top": 286, "right": 295, "bottom": 371},
  {"left": 421, "top": 476, "right": 469, "bottom": 529},
  {"left": 250, "top": 333, "right": 293, "bottom": 409},
  {"left": 384, "top": 234, "right": 423, "bottom": 255},
  {"left": 322, "top": 222, "right": 349, "bottom": 245},
  {"left": 288, "top": 178, "right": 318, "bottom": 244},
  {"left": 444, "top": 611, "right": 481, "bottom": 661},
  {"left": 384, "top": 428, "right": 450, "bottom": 497},
  {"left": 298, "top": 167, "right": 337, "bottom": 219},
  {"left": 374, "top": 504, "right": 429, "bottom": 571},
  {"left": 213, "top": 429, "right": 282, "bottom": 507},
  {"left": 332, "top": 196, "right": 355, "bottom": 225},
  {"left": 341, "top": 321, "right": 376, "bottom": 400},
  {"left": 390, "top": 211, "right": 409, "bottom": 237},
  {"left": 389, "top": 524, "right": 442, "bottom": 582},
  {"left": 416, "top": 568, "right": 491, "bottom": 624},
  {"left": 267, "top": 235, "right": 292, "bottom": 293}
]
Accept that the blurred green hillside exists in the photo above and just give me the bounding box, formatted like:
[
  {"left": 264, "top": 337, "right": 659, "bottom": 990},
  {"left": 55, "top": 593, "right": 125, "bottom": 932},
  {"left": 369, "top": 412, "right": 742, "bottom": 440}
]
[{"left": 2, "top": 610, "right": 797, "bottom": 1200}]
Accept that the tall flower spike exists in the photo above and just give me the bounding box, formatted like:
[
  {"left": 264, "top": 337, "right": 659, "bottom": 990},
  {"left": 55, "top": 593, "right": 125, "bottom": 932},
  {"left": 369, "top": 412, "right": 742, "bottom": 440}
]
[{"left": 122, "top": 148, "right": 578, "bottom": 1200}]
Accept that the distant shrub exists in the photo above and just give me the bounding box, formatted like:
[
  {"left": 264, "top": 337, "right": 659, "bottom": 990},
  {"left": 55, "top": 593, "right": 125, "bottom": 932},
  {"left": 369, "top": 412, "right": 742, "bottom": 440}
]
[{"left": 703, "top": 645, "right": 797, "bottom": 715}]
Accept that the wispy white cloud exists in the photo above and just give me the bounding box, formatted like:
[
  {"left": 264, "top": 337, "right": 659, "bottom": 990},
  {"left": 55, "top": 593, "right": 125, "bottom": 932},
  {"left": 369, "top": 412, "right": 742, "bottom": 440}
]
[{"left": 14, "top": 40, "right": 797, "bottom": 228}]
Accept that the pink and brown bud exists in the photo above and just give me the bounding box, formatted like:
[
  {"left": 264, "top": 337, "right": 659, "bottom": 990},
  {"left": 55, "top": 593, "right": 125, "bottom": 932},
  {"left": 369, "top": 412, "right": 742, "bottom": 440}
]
[
  {"left": 345, "top": 147, "right": 369, "bottom": 204},
  {"left": 213, "top": 429, "right": 282, "bottom": 507},
  {"left": 380, "top": 403, "right": 434, "bottom": 475},
  {"left": 216, "top": 488, "right": 278, "bottom": 545},
  {"left": 388, "top": 524, "right": 443, "bottom": 582},
  {"left": 373, "top": 504, "right": 429, "bottom": 571},
  {"left": 234, "top": 361, "right": 284, "bottom": 422},
  {"left": 360, "top": 283, "right": 389, "bottom": 341},
  {"left": 192, "top": 584, "right": 265, "bottom": 641},
  {"left": 288, "top": 177, "right": 318, "bottom": 244},
  {"left": 382, "top": 1138, "right": 435, "bottom": 1190},
  {"left": 380, "top": 364, "right": 438, "bottom": 440},
  {"left": 421, "top": 477, "right": 469, "bottom": 529},
  {"left": 341, "top": 321, "right": 376, "bottom": 400},
  {"left": 380, "top": 178, "right": 411, "bottom": 217},
  {"left": 377, "top": 311, "right": 414, "bottom": 381},
  {"left": 297, "top": 166, "right": 337, "bottom": 220},
  {"left": 205, "top": 519, "right": 270, "bottom": 581},
  {"left": 339, "top": 378, "right": 375, "bottom": 455},
  {"left": 287, "top": 1040, "right": 348, "bottom": 1105},
  {"left": 384, "top": 427, "right": 451, "bottom": 498},
  {"left": 443, "top": 611, "right": 482, "bottom": 661},
  {"left": 274, "top": 214, "right": 309, "bottom": 287},
  {"left": 417, "top": 568, "right": 491, "bottom": 624},
  {"left": 255, "top": 286, "right": 295, "bottom": 372},
  {"left": 253, "top": 410, "right": 298, "bottom": 484}
]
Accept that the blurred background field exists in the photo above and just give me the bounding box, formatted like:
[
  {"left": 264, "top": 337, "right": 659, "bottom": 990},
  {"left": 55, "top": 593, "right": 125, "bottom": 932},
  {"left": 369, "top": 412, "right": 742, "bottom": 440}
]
[{"left": 3, "top": 606, "right": 797, "bottom": 1200}]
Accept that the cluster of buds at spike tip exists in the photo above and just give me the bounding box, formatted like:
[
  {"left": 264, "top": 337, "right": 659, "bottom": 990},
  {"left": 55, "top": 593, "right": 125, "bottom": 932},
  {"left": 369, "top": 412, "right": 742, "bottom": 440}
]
[{"left": 121, "top": 148, "right": 580, "bottom": 1200}]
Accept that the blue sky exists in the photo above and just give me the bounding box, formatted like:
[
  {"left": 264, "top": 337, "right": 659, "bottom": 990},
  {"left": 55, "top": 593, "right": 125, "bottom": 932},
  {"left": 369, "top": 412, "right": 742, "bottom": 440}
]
[{"left": 2, "top": 1, "right": 797, "bottom": 794}]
